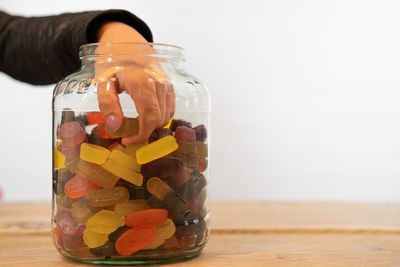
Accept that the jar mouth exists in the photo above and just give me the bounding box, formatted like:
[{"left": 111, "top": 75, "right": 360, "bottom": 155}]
[{"left": 79, "top": 42, "right": 185, "bottom": 61}]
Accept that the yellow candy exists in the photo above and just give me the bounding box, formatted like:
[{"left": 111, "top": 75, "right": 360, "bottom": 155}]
[
  {"left": 136, "top": 136, "right": 178, "bottom": 164},
  {"left": 83, "top": 229, "right": 109, "bottom": 248},
  {"left": 113, "top": 199, "right": 151, "bottom": 216},
  {"left": 108, "top": 150, "right": 139, "bottom": 172},
  {"left": 144, "top": 218, "right": 176, "bottom": 249},
  {"left": 102, "top": 159, "right": 143, "bottom": 186},
  {"left": 86, "top": 210, "right": 125, "bottom": 234},
  {"left": 80, "top": 143, "right": 110, "bottom": 165},
  {"left": 54, "top": 142, "right": 66, "bottom": 168},
  {"left": 125, "top": 142, "right": 147, "bottom": 160}
]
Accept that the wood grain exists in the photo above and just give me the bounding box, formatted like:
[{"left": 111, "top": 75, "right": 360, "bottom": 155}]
[{"left": 0, "top": 201, "right": 399, "bottom": 266}]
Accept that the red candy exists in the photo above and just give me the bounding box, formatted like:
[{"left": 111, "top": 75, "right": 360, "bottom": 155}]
[
  {"left": 86, "top": 112, "right": 106, "bottom": 125},
  {"left": 198, "top": 158, "right": 208, "bottom": 172},
  {"left": 125, "top": 209, "right": 168, "bottom": 227},
  {"left": 115, "top": 224, "right": 156, "bottom": 255},
  {"left": 64, "top": 174, "right": 100, "bottom": 199},
  {"left": 54, "top": 225, "right": 64, "bottom": 239},
  {"left": 59, "top": 121, "right": 87, "bottom": 147},
  {"left": 174, "top": 126, "right": 196, "bottom": 142}
]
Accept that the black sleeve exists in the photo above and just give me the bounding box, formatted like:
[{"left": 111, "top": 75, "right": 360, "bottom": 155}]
[{"left": 0, "top": 10, "right": 153, "bottom": 85}]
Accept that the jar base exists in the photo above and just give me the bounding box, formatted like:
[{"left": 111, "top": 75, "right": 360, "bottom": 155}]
[{"left": 60, "top": 244, "right": 205, "bottom": 265}]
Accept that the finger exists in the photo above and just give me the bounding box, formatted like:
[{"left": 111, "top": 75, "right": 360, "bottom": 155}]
[
  {"left": 155, "top": 79, "right": 167, "bottom": 128},
  {"left": 164, "top": 82, "right": 175, "bottom": 125},
  {"left": 121, "top": 75, "right": 161, "bottom": 144},
  {"left": 96, "top": 76, "right": 123, "bottom": 131}
]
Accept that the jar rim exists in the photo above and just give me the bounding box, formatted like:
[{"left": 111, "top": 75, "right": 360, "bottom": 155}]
[{"left": 79, "top": 42, "right": 185, "bottom": 60}]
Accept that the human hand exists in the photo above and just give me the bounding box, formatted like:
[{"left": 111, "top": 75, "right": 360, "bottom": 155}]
[{"left": 95, "top": 22, "right": 175, "bottom": 145}]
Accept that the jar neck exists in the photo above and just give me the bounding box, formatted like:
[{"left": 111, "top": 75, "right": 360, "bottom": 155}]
[{"left": 79, "top": 42, "right": 186, "bottom": 70}]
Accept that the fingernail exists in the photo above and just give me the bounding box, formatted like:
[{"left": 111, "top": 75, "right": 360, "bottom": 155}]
[{"left": 107, "top": 115, "right": 121, "bottom": 131}]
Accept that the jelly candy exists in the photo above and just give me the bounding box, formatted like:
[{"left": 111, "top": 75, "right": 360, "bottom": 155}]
[
  {"left": 105, "top": 117, "right": 139, "bottom": 138},
  {"left": 198, "top": 158, "right": 208, "bottom": 172},
  {"left": 115, "top": 224, "right": 156, "bottom": 255},
  {"left": 86, "top": 111, "right": 106, "bottom": 125},
  {"left": 149, "top": 128, "right": 173, "bottom": 143},
  {"left": 174, "top": 126, "right": 196, "bottom": 142},
  {"left": 83, "top": 229, "right": 109, "bottom": 248},
  {"left": 64, "top": 174, "right": 100, "bottom": 199},
  {"left": 54, "top": 169, "right": 74, "bottom": 194},
  {"left": 54, "top": 209, "right": 81, "bottom": 236},
  {"left": 54, "top": 142, "right": 66, "bottom": 168},
  {"left": 170, "top": 119, "right": 192, "bottom": 132},
  {"left": 59, "top": 236, "right": 84, "bottom": 250},
  {"left": 89, "top": 240, "right": 117, "bottom": 257},
  {"left": 175, "top": 220, "right": 206, "bottom": 248},
  {"left": 125, "top": 209, "right": 168, "bottom": 227},
  {"left": 89, "top": 125, "right": 118, "bottom": 148},
  {"left": 176, "top": 141, "right": 208, "bottom": 158},
  {"left": 178, "top": 170, "right": 207, "bottom": 200},
  {"left": 59, "top": 121, "right": 87, "bottom": 147},
  {"left": 108, "top": 225, "right": 130, "bottom": 242},
  {"left": 80, "top": 143, "right": 110, "bottom": 165},
  {"left": 65, "top": 157, "right": 80, "bottom": 173},
  {"left": 53, "top": 225, "right": 64, "bottom": 239},
  {"left": 71, "top": 198, "right": 99, "bottom": 224},
  {"left": 56, "top": 193, "right": 79, "bottom": 209},
  {"left": 141, "top": 157, "right": 183, "bottom": 179},
  {"left": 102, "top": 159, "right": 143, "bottom": 186},
  {"left": 193, "top": 124, "right": 207, "bottom": 142},
  {"left": 108, "top": 149, "right": 139, "bottom": 172},
  {"left": 125, "top": 142, "right": 147, "bottom": 159},
  {"left": 161, "top": 235, "right": 178, "bottom": 250},
  {"left": 164, "top": 116, "right": 174, "bottom": 129},
  {"left": 75, "top": 159, "right": 119, "bottom": 188},
  {"left": 171, "top": 153, "right": 199, "bottom": 168},
  {"left": 144, "top": 218, "right": 176, "bottom": 249},
  {"left": 164, "top": 167, "right": 193, "bottom": 189},
  {"left": 116, "top": 181, "right": 147, "bottom": 199},
  {"left": 60, "top": 110, "right": 76, "bottom": 124},
  {"left": 136, "top": 136, "right": 179, "bottom": 164},
  {"left": 58, "top": 142, "right": 82, "bottom": 160},
  {"left": 146, "top": 177, "right": 192, "bottom": 223},
  {"left": 114, "top": 200, "right": 150, "bottom": 216},
  {"left": 86, "top": 187, "right": 130, "bottom": 207},
  {"left": 108, "top": 142, "right": 125, "bottom": 152},
  {"left": 86, "top": 210, "right": 125, "bottom": 234}
]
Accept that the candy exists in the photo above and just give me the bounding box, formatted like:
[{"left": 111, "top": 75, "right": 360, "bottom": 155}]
[
  {"left": 146, "top": 177, "right": 192, "bottom": 223},
  {"left": 164, "top": 116, "right": 174, "bottom": 129},
  {"left": 175, "top": 220, "right": 207, "bottom": 248},
  {"left": 59, "top": 236, "right": 84, "bottom": 250},
  {"left": 102, "top": 159, "right": 143, "bottom": 186},
  {"left": 125, "top": 142, "right": 147, "bottom": 159},
  {"left": 193, "top": 124, "right": 207, "bottom": 142},
  {"left": 56, "top": 193, "right": 79, "bottom": 209},
  {"left": 114, "top": 200, "right": 150, "bottom": 216},
  {"left": 54, "top": 209, "right": 81, "bottom": 236},
  {"left": 144, "top": 218, "right": 176, "bottom": 249},
  {"left": 108, "top": 142, "right": 125, "bottom": 152},
  {"left": 58, "top": 142, "right": 82, "bottom": 160},
  {"left": 54, "top": 169, "right": 74, "bottom": 195},
  {"left": 178, "top": 170, "right": 208, "bottom": 200},
  {"left": 149, "top": 128, "right": 173, "bottom": 143},
  {"left": 59, "top": 121, "right": 87, "bottom": 147},
  {"left": 170, "top": 119, "right": 192, "bottom": 132},
  {"left": 89, "top": 125, "right": 118, "bottom": 148},
  {"left": 115, "top": 225, "right": 156, "bottom": 255},
  {"left": 71, "top": 198, "right": 99, "bottom": 224},
  {"left": 83, "top": 229, "right": 109, "bottom": 248},
  {"left": 75, "top": 159, "right": 119, "bottom": 188},
  {"left": 86, "top": 187, "right": 130, "bottom": 207},
  {"left": 86, "top": 210, "right": 125, "bottom": 234},
  {"left": 60, "top": 110, "right": 76, "bottom": 124},
  {"left": 53, "top": 225, "right": 64, "bottom": 239},
  {"left": 89, "top": 241, "right": 117, "bottom": 257},
  {"left": 108, "top": 149, "right": 139, "bottom": 172},
  {"left": 171, "top": 153, "right": 199, "bottom": 168},
  {"left": 136, "top": 136, "right": 179, "bottom": 164},
  {"left": 125, "top": 209, "right": 168, "bottom": 227},
  {"left": 86, "top": 111, "right": 106, "bottom": 125},
  {"left": 161, "top": 235, "right": 178, "bottom": 250},
  {"left": 141, "top": 157, "right": 183, "bottom": 179},
  {"left": 174, "top": 126, "right": 196, "bottom": 142},
  {"left": 198, "top": 158, "right": 208, "bottom": 172},
  {"left": 105, "top": 117, "right": 139, "bottom": 138},
  {"left": 80, "top": 143, "right": 110, "bottom": 165},
  {"left": 176, "top": 141, "right": 208, "bottom": 158},
  {"left": 108, "top": 225, "right": 130, "bottom": 242},
  {"left": 64, "top": 175, "right": 100, "bottom": 199},
  {"left": 65, "top": 157, "right": 80, "bottom": 173},
  {"left": 54, "top": 142, "right": 66, "bottom": 168}
]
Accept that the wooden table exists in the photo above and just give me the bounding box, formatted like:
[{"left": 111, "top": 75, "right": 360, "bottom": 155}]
[{"left": 1, "top": 202, "right": 399, "bottom": 266}]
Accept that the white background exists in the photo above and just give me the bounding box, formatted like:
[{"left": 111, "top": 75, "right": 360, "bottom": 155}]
[{"left": 1, "top": 0, "right": 400, "bottom": 202}]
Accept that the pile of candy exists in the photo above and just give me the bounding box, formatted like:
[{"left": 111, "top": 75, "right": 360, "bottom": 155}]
[{"left": 53, "top": 111, "right": 209, "bottom": 258}]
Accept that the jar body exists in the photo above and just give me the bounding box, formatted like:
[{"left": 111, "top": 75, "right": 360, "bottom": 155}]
[{"left": 51, "top": 43, "right": 210, "bottom": 264}]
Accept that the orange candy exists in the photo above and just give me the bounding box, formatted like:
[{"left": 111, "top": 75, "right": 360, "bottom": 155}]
[
  {"left": 115, "top": 224, "right": 156, "bottom": 255},
  {"left": 53, "top": 225, "right": 64, "bottom": 239},
  {"left": 96, "top": 123, "right": 116, "bottom": 139},
  {"left": 64, "top": 175, "right": 100, "bottom": 199},
  {"left": 86, "top": 112, "right": 106, "bottom": 125},
  {"left": 125, "top": 209, "right": 168, "bottom": 227}
]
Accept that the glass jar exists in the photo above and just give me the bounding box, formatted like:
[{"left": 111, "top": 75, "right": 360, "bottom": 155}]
[{"left": 51, "top": 43, "right": 210, "bottom": 264}]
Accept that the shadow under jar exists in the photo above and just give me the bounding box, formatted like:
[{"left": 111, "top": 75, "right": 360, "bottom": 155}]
[{"left": 51, "top": 43, "right": 211, "bottom": 265}]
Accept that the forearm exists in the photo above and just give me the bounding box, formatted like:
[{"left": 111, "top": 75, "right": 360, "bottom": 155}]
[{"left": 0, "top": 10, "right": 152, "bottom": 85}]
